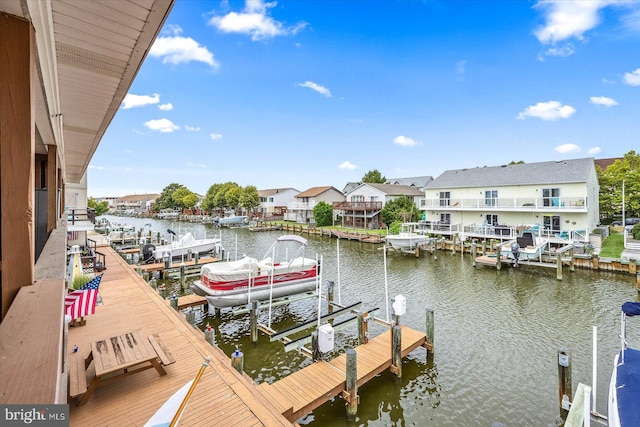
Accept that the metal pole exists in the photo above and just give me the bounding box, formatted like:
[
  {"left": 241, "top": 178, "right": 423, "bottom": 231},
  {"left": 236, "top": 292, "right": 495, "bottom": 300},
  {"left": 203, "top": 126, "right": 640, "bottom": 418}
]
[{"left": 592, "top": 326, "right": 597, "bottom": 413}]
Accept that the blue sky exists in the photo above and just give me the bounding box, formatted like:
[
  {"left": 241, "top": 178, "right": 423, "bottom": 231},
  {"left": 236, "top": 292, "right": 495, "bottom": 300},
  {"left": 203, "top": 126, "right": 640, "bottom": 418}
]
[{"left": 88, "top": 0, "right": 640, "bottom": 197}]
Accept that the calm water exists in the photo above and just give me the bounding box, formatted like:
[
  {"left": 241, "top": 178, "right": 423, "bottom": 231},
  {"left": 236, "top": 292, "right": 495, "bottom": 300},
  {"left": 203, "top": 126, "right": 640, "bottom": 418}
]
[{"left": 102, "top": 216, "right": 639, "bottom": 426}]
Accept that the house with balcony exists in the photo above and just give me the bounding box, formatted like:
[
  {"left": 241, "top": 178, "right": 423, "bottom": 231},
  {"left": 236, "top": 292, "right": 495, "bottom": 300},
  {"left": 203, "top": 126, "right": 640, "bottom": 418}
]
[
  {"left": 285, "top": 186, "right": 344, "bottom": 223},
  {"left": 114, "top": 193, "right": 159, "bottom": 215},
  {"left": 422, "top": 158, "right": 599, "bottom": 242},
  {"left": 335, "top": 183, "right": 425, "bottom": 228},
  {"left": 258, "top": 188, "right": 299, "bottom": 219}
]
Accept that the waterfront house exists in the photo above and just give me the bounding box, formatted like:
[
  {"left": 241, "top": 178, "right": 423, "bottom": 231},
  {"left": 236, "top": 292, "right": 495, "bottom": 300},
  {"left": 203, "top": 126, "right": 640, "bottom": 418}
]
[
  {"left": 285, "top": 186, "right": 344, "bottom": 223},
  {"left": 335, "top": 183, "right": 426, "bottom": 229},
  {"left": 0, "top": 0, "right": 175, "bottom": 407},
  {"left": 114, "top": 193, "right": 160, "bottom": 215},
  {"left": 258, "top": 187, "right": 300, "bottom": 219},
  {"left": 423, "top": 158, "right": 600, "bottom": 242}
]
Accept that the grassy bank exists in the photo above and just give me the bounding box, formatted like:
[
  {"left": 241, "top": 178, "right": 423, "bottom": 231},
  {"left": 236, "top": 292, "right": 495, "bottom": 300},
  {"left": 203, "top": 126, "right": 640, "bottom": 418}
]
[{"left": 599, "top": 231, "right": 624, "bottom": 258}]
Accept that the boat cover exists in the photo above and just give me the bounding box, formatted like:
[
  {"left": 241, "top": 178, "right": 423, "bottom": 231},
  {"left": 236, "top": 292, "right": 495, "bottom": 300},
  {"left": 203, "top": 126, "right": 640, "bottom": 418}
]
[
  {"left": 615, "top": 348, "right": 640, "bottom": 426},
  {"left": 622, "top": 302, "right": 640, "bottom": 317},
  {"left": 202, "top": 257, "right": 259, "bottom": 282}
]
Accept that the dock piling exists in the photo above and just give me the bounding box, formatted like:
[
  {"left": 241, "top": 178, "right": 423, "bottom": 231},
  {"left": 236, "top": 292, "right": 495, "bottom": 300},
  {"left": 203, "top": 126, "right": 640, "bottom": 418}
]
[
  {"left": 158, "top": 284, "right": 166, "bottom": 299},
  {"left": 357, "top": 311, "right": 369, "bottom": 345},
  {"left": 558, "top": 348, "right": 572, "bottom": 418},
  {"left": 204, "top": 324, "right": 215, "bottom": 346},
  {"left": 170, "top": 293, "right": 178, "bottom": 311},
  {"left": 556, "top": 253, "right": 563, "bottom": 280},
  {"left": 311, "top": 330, "right": 321, "bottom": 361},
  {"left": 345, "top": 349, "right": 358, "bottom": 419},
  {"left": 426, "top": 308, "right": 434, "bottom": 356},
  {"left": 231, "top": 347, "right": 244, "bottom": 374},
  {"left": 250, "top": 301, "right": 259, "bottom": 344},
  {"left": 327, "top": 281, "right": 335, "bottom": 314},
  {"left": 391, "top": 325, "right": 402, "bottom": 378},
  {"left": 472, "top": 242, "right": 477, "bottom": 267},
  {"left": 185, "top": 309, "right": 196, "bottom": 326}
]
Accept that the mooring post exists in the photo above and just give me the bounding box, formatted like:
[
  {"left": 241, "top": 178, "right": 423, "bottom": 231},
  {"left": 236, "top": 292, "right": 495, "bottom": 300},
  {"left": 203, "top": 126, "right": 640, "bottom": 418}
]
[
  {"left": 472, "top": 242, "right": 477, "bottom": 267},
  {"left": 136, "top": 265, "right": 142, "bottom": 276},
  {"left": 345, "top": 349, "right": 358, "bottom": 419},
  {"left": 204, "top": 324, "right": 215, "bottom": 346},
  {"left": 451, "top": 234, "right": 456, "bottom": 255},
  {"left": 180, "top": 264, "right": 186, "bottom": 291},
  {"left": 558, "top": 348, "right": 572, "bottom": 418},
  {"left": 357, "top": 311, "right": 369, "bottom": 345},
  {"left": 170, "top": 293, "right": 178, "bottom": 310},
  {"left": 185, "top": 309, "right": 196, "bottom": 326},
  {"left": 433, "top": 240, "right": 438, "bottom": 260},
  {"left": 231, "top": 347, "right": 244, "bottom": 374},
  {"left": 391, "top": 324, "right": 402, "bottom": 378},
  {"left": 629, "top": 258, "right": 636, "bottom": 275},
  {"left": 426, "top": 308, "right": 434, "bottom": 356},
  {"left": 158, "top": 284, "right": 167, "bottom": 299},
  {"left": 636, "top": 272, "right": 640, "bottom": 294},
  {"left": 592, "top": 254, "right": 599, "bottom": 270},
  {"left": 327, "top": 280, "right": 335, "bottom": 314},
  {"left": 569, "top": 247, "right": 575, "bottom": 272},
  {"left": 496, "top": 248, "right": 502, "bottom": 270},
  {"left": 194, "top": 251, "right": 199, "bottom": 265},
  {"left": 312, "top": 330, "right": 321, "bottom": 362},
  {"left": 556, "top": 253, "right": 563, "bottom": 280},
  {"left": 250, "top": 300, "right": 259, "bottom": 344}
]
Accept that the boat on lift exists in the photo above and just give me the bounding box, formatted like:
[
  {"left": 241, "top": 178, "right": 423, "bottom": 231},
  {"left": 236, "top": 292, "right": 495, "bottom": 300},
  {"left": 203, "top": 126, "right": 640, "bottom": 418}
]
[{"left": 190, "top": 235, "right": 319, "bottom": 309}]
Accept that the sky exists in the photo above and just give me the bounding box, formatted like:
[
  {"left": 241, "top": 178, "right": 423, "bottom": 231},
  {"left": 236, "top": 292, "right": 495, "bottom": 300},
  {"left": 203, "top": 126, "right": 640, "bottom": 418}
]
[{"left": 88, "top": 0, "right": 640, "bottom": 197}]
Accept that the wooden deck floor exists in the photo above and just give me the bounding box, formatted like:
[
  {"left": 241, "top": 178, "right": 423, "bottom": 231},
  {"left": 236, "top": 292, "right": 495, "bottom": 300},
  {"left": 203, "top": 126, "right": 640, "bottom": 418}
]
[
  {"left": 258, "top": 326, "right": 428, "bottom": 422},
  {"left": 68, "top": 246, "right": 291, "bottom": 427}
]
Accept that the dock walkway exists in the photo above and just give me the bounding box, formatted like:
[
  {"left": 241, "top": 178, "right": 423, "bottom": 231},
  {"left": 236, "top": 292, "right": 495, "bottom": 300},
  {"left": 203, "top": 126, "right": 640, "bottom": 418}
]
[
  {"left": 68, "top": 246, "right": 291, "bottom": 426},
  {"left": 258, "top": 326, "right": 428, "bottom": 422}
]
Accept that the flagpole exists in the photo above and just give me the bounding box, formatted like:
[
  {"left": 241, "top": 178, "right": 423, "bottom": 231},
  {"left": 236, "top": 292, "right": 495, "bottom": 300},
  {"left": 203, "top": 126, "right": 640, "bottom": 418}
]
[{"left": 169, "top": 356, "right": 212, "bottom": 427}]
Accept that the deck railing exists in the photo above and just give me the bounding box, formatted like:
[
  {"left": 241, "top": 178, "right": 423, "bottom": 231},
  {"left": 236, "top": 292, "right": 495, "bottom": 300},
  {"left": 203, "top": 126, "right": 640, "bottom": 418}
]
[
  {"left": 333, "top": 201, "right": 383, "bottom": 211},
  {"left": 423, "top": 196, "right": 588, "bottom": 210}
]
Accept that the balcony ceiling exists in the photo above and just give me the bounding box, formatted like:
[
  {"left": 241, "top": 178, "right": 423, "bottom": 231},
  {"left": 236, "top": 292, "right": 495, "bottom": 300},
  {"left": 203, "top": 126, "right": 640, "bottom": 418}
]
[{"left": 1, "top": 0, "right": 174, "bottom": 184}]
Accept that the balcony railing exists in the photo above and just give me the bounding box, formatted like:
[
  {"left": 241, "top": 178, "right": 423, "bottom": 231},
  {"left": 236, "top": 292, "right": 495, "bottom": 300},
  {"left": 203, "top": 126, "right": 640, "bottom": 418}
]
[
  {"left": 68, "top": 208, "right": 96, "bottom": 224},
  {"left": 287, "top": 201, "right": 317, "bottom": 210},
  {"left": 333, "top": 201, "right": 382, "bottom": 211},
  {"left": 423, "top": 196, "right": 587, "bottom": 210}
]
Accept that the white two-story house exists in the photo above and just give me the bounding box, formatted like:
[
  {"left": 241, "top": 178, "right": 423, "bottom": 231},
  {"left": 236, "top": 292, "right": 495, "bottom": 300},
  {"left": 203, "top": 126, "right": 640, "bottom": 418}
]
[
  {"left": 423, "top": 158, "right": 599, "bottom": 242},
  {"left": 286, "top": 186, "right": 344, "bottom": 223},
  {"left": 258, "top": 188, "right": 299, "bottom": 218}
]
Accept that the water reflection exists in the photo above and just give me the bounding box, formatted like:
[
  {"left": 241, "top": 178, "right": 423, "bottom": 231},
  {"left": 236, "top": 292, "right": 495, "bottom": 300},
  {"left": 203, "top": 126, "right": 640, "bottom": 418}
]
[{"left": 101, "top": 216, "right": 639, "bottom": 425}]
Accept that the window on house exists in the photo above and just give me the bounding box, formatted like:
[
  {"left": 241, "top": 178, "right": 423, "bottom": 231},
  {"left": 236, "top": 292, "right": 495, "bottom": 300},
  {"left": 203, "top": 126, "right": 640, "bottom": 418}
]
[
  {"left": 543, "top": 215, "right": 561, "bottom": 232},
  {"left": 439, "top": 191, "right": 450, "bottom": 207},
  {"left": 352, "top": 195, "right": 364, "bottom": 202},
  {"left": 268, "top": 197, "right": 274, "bottom": 202},
  {"left": 440, "top": 213, "right": 451, "bottom": 224},
  {"left": 485, "top": 214, "right": 498, "bottom": 226},
  {"left": 542, "top": 188, "right": 560, "bottom": 207},
  {"left": 485, "top": 190, "right": 498, "bottom": 207},
  {"left": 370, "top": 196, "right": 378, "bottom": 202}
]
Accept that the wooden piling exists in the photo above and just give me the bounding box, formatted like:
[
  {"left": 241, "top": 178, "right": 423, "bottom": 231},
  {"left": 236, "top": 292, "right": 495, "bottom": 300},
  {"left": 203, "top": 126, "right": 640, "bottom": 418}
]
[
  {"left": 327, "top": 281, "right": 334, "bottom": 314},
  {"left": 558, "top": 348, "right": 572, "bottom": 418},
  {"left": 496, "top": 251, "right": 502, "bottom": 270},
  {"left": 630, "top": 258, "right": 637, "bottom": 275},
  {"left": 426, "top": 308, "right": 434, "bottom": 356},
  {"left": 391, "top": 325, "right": 402, "bottom": 378},
  {"left": 569, "top": 248, "right": 575, "bottom": 272},
  {"left": 158, "top": 284, "right": 167, "bottom": 299},
  {"left": 556, "top": 253, "right": 563, "bottom": 281},
  {"left": 170, "top": 293, "right": 178, "bottom": 311},
  {"left": 636, "top": 272, "right": 640, "bottom": 294},
  {"left": 250, "top": 300, "right": 258, "bottom": 344},
  {"left": 451, "top": 234, "right": 456, "bottom": 255},
  {"left": 358, "top": 311, "right": 369, "bottom": 345},
  {"left": 231, "top": 348, "right": 244, "bottom": 374},
  {"left": 472, "top": 242, "right": 477, "bottom": 267},
  {"left": 194, "top": 251, "right": 199, "bottom": 264},
  {"left": 312, "top": 331, "right": 321, "bottom": 362},
  {"left": 204, "top": 324, "right": 215, "bottom": 346},
  {"left": 345, "top": 349, "right": 358, "bottom": 419},
  {"left": 185, "top": 309, "right": 196, "bottom": 326},
  {"left": 180, "top": 265, "right": 186, "bottom": 291}
]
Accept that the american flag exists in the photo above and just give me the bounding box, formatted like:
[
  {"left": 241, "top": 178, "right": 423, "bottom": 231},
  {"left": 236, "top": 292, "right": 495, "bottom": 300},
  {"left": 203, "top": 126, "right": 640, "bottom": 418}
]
[{"left": 65, "top": 274, "right": 103, "bottom": 320}]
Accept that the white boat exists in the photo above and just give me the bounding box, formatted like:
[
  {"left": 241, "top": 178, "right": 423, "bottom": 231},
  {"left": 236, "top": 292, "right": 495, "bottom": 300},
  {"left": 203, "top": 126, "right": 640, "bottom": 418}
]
[
  {"left": 216, "top": 214, "right": 249, "bottom": 227},
  {"left": 608, "top": 302, "right": 640, "bottom": 427},
  {"left": 385, "top": 222, "right": 432, "bottom": 251},
  {"left": 190, "top": 235, "right": 319, "bottom": 309},
  {"left": 149, "top": 231, "right": 223, "bottom": 261},
  {"left": 500, "top": 231, "right": 548, "bottom": 262}
]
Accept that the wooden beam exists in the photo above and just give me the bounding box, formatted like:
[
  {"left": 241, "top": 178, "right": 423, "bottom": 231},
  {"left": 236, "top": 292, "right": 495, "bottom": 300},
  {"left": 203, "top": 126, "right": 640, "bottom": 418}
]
[
  {"left": 47, "top": 145, "right": 58, "bottom": 233},
  {"left": 0, "top": 13, "right": 36, "bottom": 319}
]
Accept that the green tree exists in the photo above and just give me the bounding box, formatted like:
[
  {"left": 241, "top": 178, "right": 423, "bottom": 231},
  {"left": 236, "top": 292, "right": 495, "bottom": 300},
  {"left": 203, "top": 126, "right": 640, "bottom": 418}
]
[
  {"left": 240, "top": 186, "right": 260, "bottom": 213},
  {"left": 87, "top": 197, "right": 109, "bottom": 216},
  {"left": 598, "top": 150, "right": 640, "bottom": 219},
  {"left": 202, "top": 183, "right": 224, "bottom": 213},
  {"left": 171, "top": 187, "right": 192, "bottom": 208},
  {"left": 182, "top": 193, "right": 200, "bottom": 209},
  {"left": 361, "top": 169, "right": 386, "bottom": 183},
  {"left": 154, "top": 183, "right": 187, "bottom": 211},
  {"left": 313, "top": 201, "right": 333, "bottom": 226},
  {"left": 380, "top": 196, "right": 422, "bottom": 226},
  {"left": 225, "top": 186, "right": 242, "bottom": 210}
]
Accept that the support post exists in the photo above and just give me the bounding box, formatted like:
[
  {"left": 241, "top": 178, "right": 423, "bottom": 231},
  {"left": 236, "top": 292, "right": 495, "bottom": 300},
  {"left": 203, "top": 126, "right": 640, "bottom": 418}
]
[
  {"left": 185, "top": 309, "right": 196, "bottom": 326},
  {"left": 426, "top": 308, "right": 434, "bottom": 356},
  {"left": 204, "top": 324, "right": 215, "bottom": 346},
  {"left": 637, "top": 272, "right": 640, "bottom": 294},
  {"left": 158, "top": 285, "right": 167, "bottom": 299},
  {"left": 327, "top": 280, "right": 334, "bottom": 314},
  {"left": 496, "top": 250, "right": 502, "bottom": 270},
  {"left": 194, "top": 251, "right": 199, "bottom": 264},
  {"left": 180, "top": 265, "right": 186, "bottom": 291},
  {"left": 250, "top": 300, "right": 259, "bottom": 344},
  {"left": 345, "top": 349, "right": 358, "bottom": 419},
  {"left": 391, "top": 325, "right": 402, "bottom": 378},
  {"left": 451, "top": 234, "right": 456, "bottom": 255},
  {"left": 312, "top": 330, "right": 321, "bottom": 362},
  {"left": 357, "top": 311, "right": 369, "bottom": 345},
  {"left": 556, "top": 253, "right": 563, "bottom": 280},
  {"left": 569, "top": 247, "right": 575, "bottom": 272},
  {"left": 231, "top": 347, "right": 244, "bottom": 374},
  {"left": 170, "top": 293, "right": 178, "bottom": 311},
  {"left": 558, "top": 348, "right": 572, "bottom": 419},
  {"left": 628, "top": 258, "right": 636, "bottom": 275},
  {"left": 472, "top": 242, "right": 477, "bottom": 267}
]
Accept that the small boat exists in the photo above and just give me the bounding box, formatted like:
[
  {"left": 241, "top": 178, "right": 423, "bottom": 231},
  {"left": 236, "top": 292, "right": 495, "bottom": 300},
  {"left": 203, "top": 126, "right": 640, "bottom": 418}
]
[
  {"left": 216, "top": 214, "right": 249, "bottom": 227},
  {"left": 148, "top": 231, "right": 223, "bottom": 261},
  {"left": 608, "top": 301, "right": 640, "bottom": 427},
  {"left": 500, "top": 231, "right": 549, "bottom": 262},
  {"left": 385, "top": 222, "right": 432, "bottom": 250},
  {"left": 190, "top": 235, "right": 319, "bottom": 309}
]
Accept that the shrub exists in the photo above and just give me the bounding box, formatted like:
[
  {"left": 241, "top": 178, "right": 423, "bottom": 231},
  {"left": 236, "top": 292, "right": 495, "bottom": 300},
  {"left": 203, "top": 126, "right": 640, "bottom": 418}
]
[{"left": 71, "top": 274, "right": 93, "bottom": 290}]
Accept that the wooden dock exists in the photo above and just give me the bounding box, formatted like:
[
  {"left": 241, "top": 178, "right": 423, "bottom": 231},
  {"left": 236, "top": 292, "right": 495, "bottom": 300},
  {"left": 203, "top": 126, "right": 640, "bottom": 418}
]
[
  {"left": 256, "top": 326, "right": 429, "bottom": 422},
  {"left": 68, "top": 246, "right": 291, "bottom": 426},
  {"left": 177, "top": 294, "right": 208, "bottom": 310},
  {"left": 134, "top": 256, "right": 218, "bottom": 273}
]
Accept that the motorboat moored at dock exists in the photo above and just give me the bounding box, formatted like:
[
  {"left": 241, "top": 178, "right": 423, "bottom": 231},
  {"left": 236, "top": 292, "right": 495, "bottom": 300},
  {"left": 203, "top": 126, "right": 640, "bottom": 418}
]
[{"left": 385, "top": 222, "right": 432, "bottom": 251}]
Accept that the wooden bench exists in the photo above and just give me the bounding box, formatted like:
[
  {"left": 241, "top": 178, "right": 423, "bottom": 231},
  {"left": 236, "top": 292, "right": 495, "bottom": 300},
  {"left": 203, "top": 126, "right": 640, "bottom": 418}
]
[
  {"left": 148, "top": 334, "right": 175, "bottom": 366},
  {"left": 68, "top": 353, "right": 88, "bottom": 398}
]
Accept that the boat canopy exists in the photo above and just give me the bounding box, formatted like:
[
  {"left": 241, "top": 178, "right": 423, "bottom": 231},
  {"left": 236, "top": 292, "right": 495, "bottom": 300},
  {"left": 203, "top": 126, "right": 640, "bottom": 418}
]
[
  {"left": 276, "top": 235, "right": 308, "bottom": 246},
  {"left": 622, "top": 302, "right": 640, "bottom": 317}
]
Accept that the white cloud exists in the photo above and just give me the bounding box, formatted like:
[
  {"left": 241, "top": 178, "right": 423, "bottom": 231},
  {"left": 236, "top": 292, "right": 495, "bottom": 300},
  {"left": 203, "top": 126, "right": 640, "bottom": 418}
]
[
  {"left": 210, "top": 133, "right": 223, "bottom": 140},
  {"left": 121, "top": 93, "right": 160, "bottom": 109},
  {"left": 517, "top": 101, "right": 576, "bottom": 121},
  {"left": 150, "top": 28, "right": 218, "bottom": 68},
  {"left": 538, "top": 43, "right": 575, "bottom": 61},
  {"left": 185, "top": 126, "right": 201, "bottom": 132},
  {"left": 88, "top": 164, "right": 105, "bottom": 171},
  {"left": 534, "top": 0, "right": 611, "bottom": 44},
  {"left": 339, "top": 161, "right": 357, "bottom": 170},
  {"left": 209, "top": 0, "right": 307, "bottom": 42},
  {"left": 393, "top": 135, "right": 420, "bottom": 147},
  {"left": 158, "top": 103, "right": 173, "bottom": 111},
  {"left": 144, "top": 118, "right": 180, "bottom": 133},
  {"left": 623, "top": 68, "right": 640, "bottom": 86},
  {"left": 589, "top": 96, "right": 618, "bottom": 107},
  {"left": 588, "top": 146, "right": 602, "bottom": 155},
  {"left": 296, "top": 81, "right": 331, "bottom": 97},
  {"left": 554, "top": 143, "right": 581, "bottom": 154}
]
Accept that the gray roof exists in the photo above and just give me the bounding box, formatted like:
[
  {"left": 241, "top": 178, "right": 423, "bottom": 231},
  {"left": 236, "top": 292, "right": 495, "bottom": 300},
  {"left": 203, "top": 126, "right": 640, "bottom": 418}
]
[
  {"left": 366, "top": 183, "right": 425, "bottom": 196},
  {"left": 426, "top": 158, "right": 595, "bottom": 189},
  {"left": 386, "top": 176, "right": 433, "bottom": 189}
]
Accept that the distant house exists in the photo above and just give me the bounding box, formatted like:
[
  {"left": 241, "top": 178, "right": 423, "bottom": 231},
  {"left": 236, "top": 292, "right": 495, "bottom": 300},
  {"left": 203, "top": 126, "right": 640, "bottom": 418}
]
[
  {"left": 114, "top": 193, "right": 159, "bottom": 215},
  {"left": 286, "top": 186, "right": 344, "bottom": 223},
  {"left": 258, "top": 188, "right": 299, "bottom": 218},
  {"left": 423, "top": 158, "right": 599, "bottom": 241},
  {"left": 335, "top": 183, "right": 425, "bottom": 228},
  {"left": 386, "top": 176, "right": 433, "bottom": 191}
]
